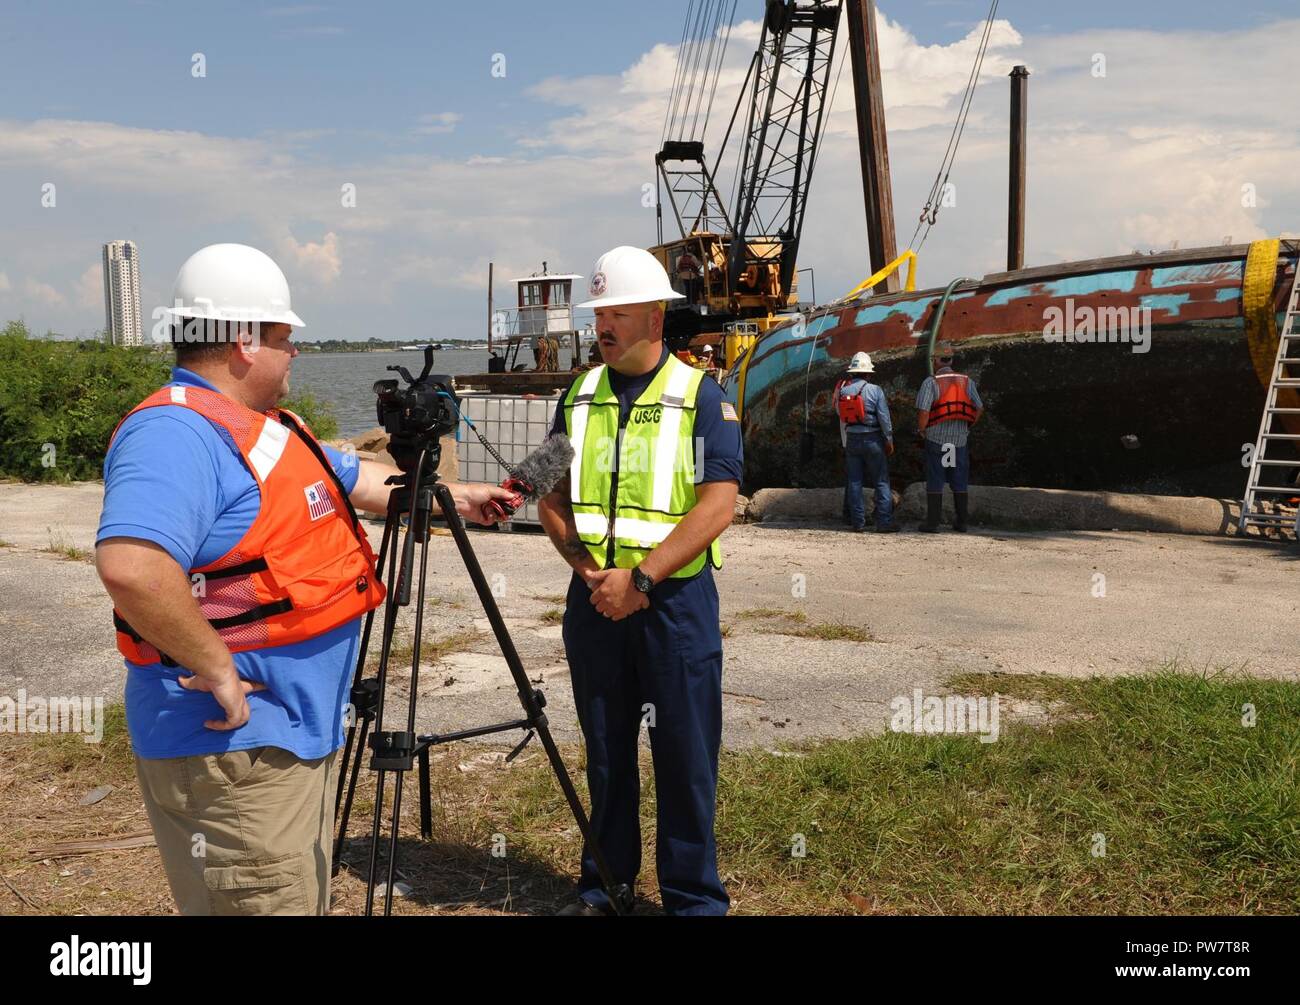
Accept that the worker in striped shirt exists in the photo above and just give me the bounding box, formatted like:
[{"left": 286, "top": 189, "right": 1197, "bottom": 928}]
[{"left": 915, "top": 343, "right": 983, "bottom": 533}]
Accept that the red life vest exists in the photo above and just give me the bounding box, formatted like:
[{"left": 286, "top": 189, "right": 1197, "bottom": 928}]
[
  {"left": 835, "top": 379, "right": 872, "bottom": 425},
  {"left": 109, "top": 385, "right": 386, "bottom": 666},
  {"left": 930, "top": 372, "right": 978, "bottom": 424}
]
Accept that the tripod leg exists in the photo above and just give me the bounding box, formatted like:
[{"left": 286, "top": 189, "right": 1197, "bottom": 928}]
[
  {"left": 364, "top": 768, "right": 387, "bottom": 918},
  {"left": 418, "top": 747, "right": 432, "bottom": 841},
  {"left": 333, "top": 714, "right": 371, "bottom": 872},
  {"left": 336, "top": 512, "right": 395, "bottom": 819},
  {"left": 430, "top": 481, "right": 632, "bottom": 914},
  {"left": 385, "top": 773, "right": 406, "bottom": 917}
]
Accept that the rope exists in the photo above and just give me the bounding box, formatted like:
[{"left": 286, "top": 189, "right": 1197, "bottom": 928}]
[{"left": 909, "top": 0, "right": 1000, "bottom": 253}]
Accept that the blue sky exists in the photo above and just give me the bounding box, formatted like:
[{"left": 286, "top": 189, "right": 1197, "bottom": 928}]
[{"left": 3, "top": 1, "right": 1298, "bottom": 340}]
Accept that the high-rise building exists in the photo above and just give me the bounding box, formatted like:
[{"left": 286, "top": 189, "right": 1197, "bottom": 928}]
[{"left": 102, "top": 240, "right": 143, "bottom": 346}]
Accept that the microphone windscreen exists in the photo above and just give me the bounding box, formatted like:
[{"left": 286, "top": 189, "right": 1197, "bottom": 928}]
[{"left": 513, "top": 433, "right": 575, "bottom": 500}]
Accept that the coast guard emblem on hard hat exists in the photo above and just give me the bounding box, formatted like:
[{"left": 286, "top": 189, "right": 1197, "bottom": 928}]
[
  {"left": 304, "top": 480, "right": 335, "bottom": 522},
  {"left": 589, "top": 272, "right": 607, "bottom": 297}
]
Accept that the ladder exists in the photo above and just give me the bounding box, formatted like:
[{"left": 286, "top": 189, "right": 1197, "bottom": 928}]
[{"left": 1239, "top": 261, "right": 1300, "bottom": 537}]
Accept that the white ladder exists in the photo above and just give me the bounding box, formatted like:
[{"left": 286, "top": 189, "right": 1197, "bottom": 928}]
[{"left": 1239, "top": 261, "right": 1300, "bottom": 537}]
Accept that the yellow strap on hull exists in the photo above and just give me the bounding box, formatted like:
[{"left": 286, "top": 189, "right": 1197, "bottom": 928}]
[{"left": 1243, "top": 238, "right": 1299, "bottom": 432}]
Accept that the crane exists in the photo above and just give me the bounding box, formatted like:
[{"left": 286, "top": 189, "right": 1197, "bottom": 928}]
[{"left": 652, "top": 0, "right": 843, "bottom": 359}]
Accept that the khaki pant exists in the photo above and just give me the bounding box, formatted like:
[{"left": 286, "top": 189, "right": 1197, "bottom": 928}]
[{"left": 135, "top": 746, "right": 339, "bottom": 916}]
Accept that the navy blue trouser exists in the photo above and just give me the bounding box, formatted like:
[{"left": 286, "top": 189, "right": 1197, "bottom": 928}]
[
  {"left": 562, "top": 565, "right": 728, "bottom": 916},
  {"left": 924, "top": 439, "right": 970, "bottom": 493},
  {"left": 844, "top": 430, "right": 893, "bottom": 529}
]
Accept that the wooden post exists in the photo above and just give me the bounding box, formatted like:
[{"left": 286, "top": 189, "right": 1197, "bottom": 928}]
[
  {"left": 846, "top": 0, "right": 899, "bottom": 294},
  {"left": 1008, "top": 65, "right": 1029, "bottom": 272}
]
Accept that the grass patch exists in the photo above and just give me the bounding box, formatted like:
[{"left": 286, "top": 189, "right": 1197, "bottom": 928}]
[
  {"left": 531, "top": 594, "right": 567, "bottom": 606},
  {"left": 378, "top": 628, "right": 484, "bottom": 671},
  {"left": 737, "top": 607, "right": 808, "bottom": 623},
  {"left": 386, "top": 666, "right": 1300, "bottom": 914},
  {"left": 538, "top": 609, "right": 564, "bottom": 625},
  {"left": 6, "top": 669, "right": 1297, "bottom": 915},
  {"left": 777, "top": 621, "right": 874, "bottom": 643},
  {"left": 43, "top": 528, "right": 91, "bottom": 563},
  {"left": 943, "top": 670, "right": 1078, "bottom": 704},
  {"left": 0, "top": 539, "right": 13, "bottom": 548}
]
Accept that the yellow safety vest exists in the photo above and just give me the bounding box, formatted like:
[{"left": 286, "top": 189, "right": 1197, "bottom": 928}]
[{"left": 563, "top": 355, "right": 723, "bottom": 578}]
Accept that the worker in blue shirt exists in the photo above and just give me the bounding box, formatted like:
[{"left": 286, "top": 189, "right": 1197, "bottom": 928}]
[
  {"left": 834, "top": 352, "right": 897, "bottom": 533},
  {"left": 96, "top": 244, "right": 512, "bottom": 916},
  {"left": 539, "top": 247, "right": 742, "bottom": 916}
]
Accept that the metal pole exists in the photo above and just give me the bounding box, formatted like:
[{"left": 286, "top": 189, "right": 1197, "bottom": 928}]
[
  {"left": 1008, "top": 65, "right": 1029, "bottom": 272},
  {"left": 487, "top": 262, "right": 494, "bottom": 354},
  {"left": 846, "top": 0, "right": 899, "bottom": 294}
]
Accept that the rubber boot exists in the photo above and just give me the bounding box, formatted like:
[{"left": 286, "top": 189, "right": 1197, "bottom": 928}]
[
  {"left": 919, "top": 493, "right": 942, "bottom": 533},
  {"left": 953, "top": 492, "right": 969, "bottom": 533}
]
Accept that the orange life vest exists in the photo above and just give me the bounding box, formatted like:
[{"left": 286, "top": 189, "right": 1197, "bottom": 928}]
[
  {"left": 109, "top": 385, "right": 386, "bottom": 666},
  {"left": 929, "top": 372, "right": 978, "bottom": 424},
  {"left": 835, "top": 379, "right": 872, "bottom": 425}
]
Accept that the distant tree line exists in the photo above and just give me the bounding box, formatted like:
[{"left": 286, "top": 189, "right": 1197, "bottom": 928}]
[{"left": 0, "top": 320, "right": 337, "bottom": 481}]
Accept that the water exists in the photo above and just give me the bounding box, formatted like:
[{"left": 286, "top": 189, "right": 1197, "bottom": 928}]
[{"left": 288, "top": 349, "right": 489, "bottom": 437}]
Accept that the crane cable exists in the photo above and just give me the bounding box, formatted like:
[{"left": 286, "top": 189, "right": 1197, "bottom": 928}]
[
  {"left": 662, "top": 0, "right": 739, "bottom": 146},
  {"left": 909, "top": 0, "right": 1000, "bottom": 254}
]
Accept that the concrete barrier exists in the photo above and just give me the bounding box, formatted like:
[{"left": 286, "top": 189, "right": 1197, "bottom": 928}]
[
  {"left": 748, "top": 484, "right": 1250, "bottom": 536},
  {"left": 745, "top": 487, "right": 901, "bottom": 524}
]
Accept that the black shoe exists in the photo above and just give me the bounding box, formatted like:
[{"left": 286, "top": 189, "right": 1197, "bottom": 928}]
[
  {"left": 849, "top": 524, "right": 867, "bottom": 533},
  {"left": 953, "top": 492, "right": 969, "bottom": 533},
  {"left": 919, "top": 493, "right": 943, "bottom": 533},
  {"left": 875, "top": 524, "right": 899, "bottom": 534},
  {"left": 557, "top": 898, "right": 615, "bottom": 917}
]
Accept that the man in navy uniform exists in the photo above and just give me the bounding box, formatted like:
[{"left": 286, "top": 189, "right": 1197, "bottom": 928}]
[{"left": 539, "top": 246, "right": 742, "bottom": 916}]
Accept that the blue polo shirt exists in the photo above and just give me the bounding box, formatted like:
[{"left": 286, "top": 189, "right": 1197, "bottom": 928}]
[{"left": 98, "top": 368, "right": 363, "bottom": 761}]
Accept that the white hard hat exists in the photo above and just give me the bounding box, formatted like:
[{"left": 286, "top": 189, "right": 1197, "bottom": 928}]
[
  {"left": 164, "top": 243, "right": 305, "bottom": 328},
  {"left": 576, "top": 246, "right": 685, "bottom": 309},
  {"left": 700, "top": 344, "right": 714, "bottom": 355},
  {"left": 848, "top": 351, "right": 874, "bottom": 374}
]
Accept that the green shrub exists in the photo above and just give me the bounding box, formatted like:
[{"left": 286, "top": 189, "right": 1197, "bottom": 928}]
[
  {"left": 281, "top": 387, "right": 339, "bottom": 441},
  {"left": 0, "top": 322, "right": 171, "bottom": 482},
  {"left": 0, "top": 321, "right": 341, "bottom": 481}
]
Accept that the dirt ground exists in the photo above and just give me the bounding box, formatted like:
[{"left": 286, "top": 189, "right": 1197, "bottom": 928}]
[{"left": 1, "top": 481, "right": 1296, "bottom": 915}]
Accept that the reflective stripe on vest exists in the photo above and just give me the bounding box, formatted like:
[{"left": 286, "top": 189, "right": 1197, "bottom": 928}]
[
  {"left": 108, "top": 385, "right": 386, "bottom": 665},
  {"left": 564, "top": 356, "right": 722, "bottom": 577}
]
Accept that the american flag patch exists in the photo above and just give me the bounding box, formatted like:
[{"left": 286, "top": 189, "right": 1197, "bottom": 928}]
[
  {"left": 720, "top": 402, "right": 739, "bottom": 422},
  {"left": 304, "top": 480, "right": 335, "bottom": 521}
]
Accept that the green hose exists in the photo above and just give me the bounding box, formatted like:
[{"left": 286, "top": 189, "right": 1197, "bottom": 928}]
[{"left": 926, "top": 277, "right": 976, "bottom": 375}]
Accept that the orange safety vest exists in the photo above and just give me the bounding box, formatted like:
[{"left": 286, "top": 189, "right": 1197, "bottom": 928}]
[
  {"left": 109, "top": 385, "right": 386, "bottom": 666},
  {"left": 929, "top": 372, "right": 978, "bottom": 424}
]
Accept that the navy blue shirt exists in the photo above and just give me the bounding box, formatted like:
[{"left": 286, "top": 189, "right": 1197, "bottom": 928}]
[{"left": 551, "top": 347, "right": 744, "bottom": 484}]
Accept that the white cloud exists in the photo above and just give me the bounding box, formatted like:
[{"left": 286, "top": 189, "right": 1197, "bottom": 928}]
[
  {"left": 413, "top": 112, "right": 462, "bottom": 136},
  {"left": 0, "top": 272, "right": 10, "bottom": 292},
  {"left": 23, "top": 278, "right": 65, "bottom": 306},
  {"left": 74, "top": 263, "right": 102, "bottom": 310},
  {"left": 2, "top": 9, "right": 1298, "bottom": 343},
  {"left": 279, "top": 231, "right": 342, "bottom": 286}
]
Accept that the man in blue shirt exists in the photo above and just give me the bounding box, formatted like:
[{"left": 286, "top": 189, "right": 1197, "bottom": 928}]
[
  {"left": 835, "top": 352, "right": 897, "bottom": 532},
  {"left": 96, "top": 244, "right": 512, "bottom": 915}
]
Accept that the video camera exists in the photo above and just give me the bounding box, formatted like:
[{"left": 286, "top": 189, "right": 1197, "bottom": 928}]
[{"left": 372, "top": 346, "right": 458, "bottom": 473}]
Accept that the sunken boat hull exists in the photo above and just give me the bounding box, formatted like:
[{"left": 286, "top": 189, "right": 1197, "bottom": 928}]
[{"left": 726, "top": 243, "right": 1299, "bottom": 498}]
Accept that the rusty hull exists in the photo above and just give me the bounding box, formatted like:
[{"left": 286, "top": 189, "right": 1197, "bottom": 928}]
[{"left": 730, "top": 243, "right": 1299, "bottom": 497}]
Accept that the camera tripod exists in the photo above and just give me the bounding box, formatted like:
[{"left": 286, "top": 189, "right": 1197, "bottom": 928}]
[{"left": 332, "top": 442, "right": 632, "bottom": 916}]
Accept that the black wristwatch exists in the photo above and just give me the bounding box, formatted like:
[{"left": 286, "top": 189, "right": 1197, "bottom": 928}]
[{"left": 631, "top": 566, "right": 656, "bottom": 594}]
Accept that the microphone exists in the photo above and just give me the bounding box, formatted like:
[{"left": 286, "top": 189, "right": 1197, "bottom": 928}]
[{"left": 482, "top": 433, "right": 576, "bottom": 522}]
